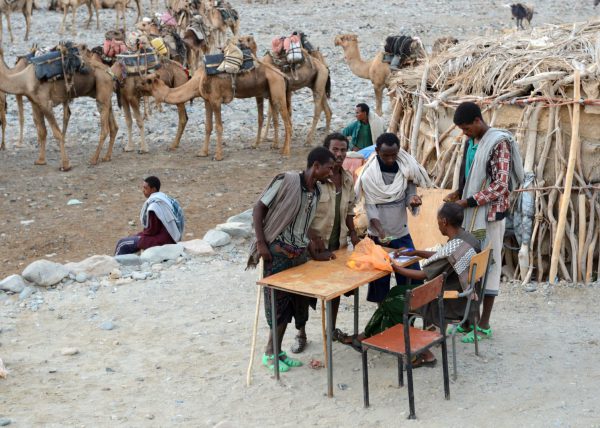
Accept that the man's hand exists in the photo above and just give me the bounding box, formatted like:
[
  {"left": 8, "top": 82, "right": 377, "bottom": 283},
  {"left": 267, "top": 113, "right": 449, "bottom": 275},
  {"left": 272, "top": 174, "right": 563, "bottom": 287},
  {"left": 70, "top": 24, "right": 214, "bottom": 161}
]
[
  {"left": 310, "top": 236, "right": 327, "bottom": 254},
  {"left": 444, "top": 190, "right": 460, "bottom": 203},
  {"left": 257, "top": 241, "right": 272, "bottom": 265},
  {"left": 395, "top": 249, "right": 417, "bottom": 257},
  {"left": 456, "top": 199, "right": 469, "bottom": 208},
  {"left": 313, "top": 250, "right": 336, "bottom": 262},
  {"left": 408, "top": 195, "right": 422, "bottom": 208},
  {"left": 349, "top": 230, "right": 360, "bottom": 247}
]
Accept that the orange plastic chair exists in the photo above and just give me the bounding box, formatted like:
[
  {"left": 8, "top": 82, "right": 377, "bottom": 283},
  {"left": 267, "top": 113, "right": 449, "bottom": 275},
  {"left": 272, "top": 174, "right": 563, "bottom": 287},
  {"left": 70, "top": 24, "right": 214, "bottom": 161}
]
[{"left": 360, "top": 274, "right": 450, "bottom": 419}]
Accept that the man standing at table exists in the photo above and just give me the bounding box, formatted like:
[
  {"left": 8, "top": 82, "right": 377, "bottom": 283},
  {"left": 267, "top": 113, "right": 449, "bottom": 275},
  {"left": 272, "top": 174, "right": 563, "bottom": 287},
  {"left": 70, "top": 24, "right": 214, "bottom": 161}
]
[
  {"left": 308, "top": 132, "right": 361, "bottom": 344},
  {"left": 248, "top": 147, "right": 335, "bottom": 372},
  {"left": 445, "top": 102, "right": 524, "bottom": 344},
  {"left": 355, "top": 133, "right": 431, "bottom": 304}
]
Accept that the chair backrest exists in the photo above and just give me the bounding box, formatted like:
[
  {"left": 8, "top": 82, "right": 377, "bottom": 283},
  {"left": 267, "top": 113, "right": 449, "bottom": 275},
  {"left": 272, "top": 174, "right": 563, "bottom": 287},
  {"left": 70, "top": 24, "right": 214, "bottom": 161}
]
[
  {"left": 468, "top": 247, "right": 491, "bottom": 283},
  {"left": 407, "top": 274, "right": 444, "bottom": 312}
]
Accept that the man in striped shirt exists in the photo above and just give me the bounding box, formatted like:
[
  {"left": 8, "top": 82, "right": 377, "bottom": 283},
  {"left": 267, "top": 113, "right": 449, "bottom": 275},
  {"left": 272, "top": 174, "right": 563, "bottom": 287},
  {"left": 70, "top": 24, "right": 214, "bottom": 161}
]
[{"left": 446, "top": 102, "right": 523, "bottom": 344}]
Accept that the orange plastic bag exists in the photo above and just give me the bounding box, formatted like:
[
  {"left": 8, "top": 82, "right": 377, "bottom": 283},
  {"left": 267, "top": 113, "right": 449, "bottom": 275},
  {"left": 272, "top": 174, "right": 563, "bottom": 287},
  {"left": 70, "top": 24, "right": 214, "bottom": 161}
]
[{"left": 347, "top": 237, "right": 393, "bottom": 272}]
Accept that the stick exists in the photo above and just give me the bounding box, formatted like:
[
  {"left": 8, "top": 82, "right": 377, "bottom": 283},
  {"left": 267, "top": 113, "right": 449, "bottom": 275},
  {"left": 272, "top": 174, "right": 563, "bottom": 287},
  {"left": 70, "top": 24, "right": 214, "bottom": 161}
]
[
  {"left": 577, "top": 194, "right": 586, "bottom": 282},
  {"left": 409, "top": 62, "right": 430, "bottom": 157},
  {"left": 387, "top": 96, "right": 403, "bottom": 134},
  {"left": 549, "top": 71, "right": 581, "bottom": 284},
  {"left": 585, "top": 193, "right": 597, "bottom": 283},
  {"left": 246, "top": 259, "right": 263, "bottom": 387}
]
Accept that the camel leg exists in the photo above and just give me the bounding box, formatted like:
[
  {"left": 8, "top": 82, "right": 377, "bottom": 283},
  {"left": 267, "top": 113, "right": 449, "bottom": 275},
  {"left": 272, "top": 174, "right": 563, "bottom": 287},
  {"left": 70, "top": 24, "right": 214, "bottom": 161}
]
[
  {"left": 254, "top": 97, "right": 264, "bottom": 149},
  {"left": 0, "top": 12, "right": 3, "bottom": 45},
  {"left": 270, "top": 100, "right": 280, "bottom": 150},
  {"left": 276, "top": 93, "right": 293, "bottom": 157},
  {"left": 5, "top": 12, "right": 13, "bottom": 43},
  {"left": 62, "top": 103, "right": 71, "bottom": 144},
  {"left": 60, "top": 5, "right": 68, "bottom": 34},
  {"left": 198, "top": 101, "right": 212, "bottom": 158},
  {"left": 322, "top": 97, "right": 332, "bottom": 134},
  {"left": 31, "top": 104, "right": 48, "bottom": 165},
  {"left": 169, "top": 103, "right": 188, "bottom": 151},
  {"left": 103, "top": 108, "right": 119, "bottom": 162},
  {"left": 42, "top": 107, "right": 70, "bottom": 171},
  {"left": 213, "top": 104, "right": 224, "bottom": 161},
  {"left": 23, "top": 4, "right": 32, "bottom": 41},
  {"left": 121, "top": 98, "right": 135, "bottom": 152},
  {"left": 0, "top": 94, "right": 5, "bottom": 150},
  {"left": 71, "top": 4, "right": 77, "bottom": 35},
  {"left": 16, "top": 95, "right": 24, "bottom": 147},
  {"left": 260, "top": 103, "right": 271, "bottom": 143},
  {"left": 374, "top": 84, "right": 384, "bottom": 116},
  {"left": 90, "top": 101, "right": 111, "bottom": 164},
  {"left": 85, "top": 0, "right": 93, "bottom": 28},
  {"left": 93, "top": 0, "right": 100, "bottom": 29},
  {"left": 130, "top": 97, "right": 148, "bottom": 154},
  {"left": 305, "top": 90, "right": 325, "bottom": 147},
  {"left": 134, "top": 0, "right": 141, "bottom": 23}
]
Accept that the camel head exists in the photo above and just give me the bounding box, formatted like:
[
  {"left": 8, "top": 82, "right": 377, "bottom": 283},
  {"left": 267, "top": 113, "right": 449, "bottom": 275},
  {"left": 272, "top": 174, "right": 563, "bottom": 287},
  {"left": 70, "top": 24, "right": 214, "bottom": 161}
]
[
  {"left": 141, "top": 74, "right": 168, "bottom": 101},
  {"left": 238, "top": 35, "right": 257, "bottom": 55},
  {"left": 334, "top": 34, "right": 358, "bottom": 48},
  {"left": 136, "top": 19, "right": 159, "bottom": 36}
]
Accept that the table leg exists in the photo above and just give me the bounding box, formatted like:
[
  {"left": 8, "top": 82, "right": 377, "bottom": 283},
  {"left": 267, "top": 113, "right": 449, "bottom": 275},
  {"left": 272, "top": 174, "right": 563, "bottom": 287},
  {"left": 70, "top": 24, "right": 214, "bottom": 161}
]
[
  {"left": 326, "top": 299, "right": 333, "bottom": 397},
  {"left": 321, "top": 299, "right": 327, "bottom": 368},
  {"left": 270, "top": 287, "right": 279, "bottom": 380},
  {"left": 354, "top": 288, "right": 359, "bottom": 336}
]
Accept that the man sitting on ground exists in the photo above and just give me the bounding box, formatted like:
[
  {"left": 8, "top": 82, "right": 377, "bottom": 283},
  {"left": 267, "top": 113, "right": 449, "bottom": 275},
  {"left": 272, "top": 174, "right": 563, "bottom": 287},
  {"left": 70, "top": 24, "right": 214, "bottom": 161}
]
[
  {"left": 114, "top": 176, "right": 184, "bottom": 256},
  {"left": 342, "top": 103, "right": 385, "bottom": 151}
]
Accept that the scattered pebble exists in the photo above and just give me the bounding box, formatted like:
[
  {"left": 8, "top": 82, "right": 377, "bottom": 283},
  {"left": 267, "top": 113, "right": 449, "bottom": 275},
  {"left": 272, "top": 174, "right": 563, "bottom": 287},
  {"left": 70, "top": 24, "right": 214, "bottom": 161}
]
[
  {"left": 0, "top": 418, "right": 11, "bottom": 426},
  {"left": 61, "top": 347, "right": 79, "bottom": 356},
  {"left": 100, "top": 321, "right": 115, "bottom": 331}
]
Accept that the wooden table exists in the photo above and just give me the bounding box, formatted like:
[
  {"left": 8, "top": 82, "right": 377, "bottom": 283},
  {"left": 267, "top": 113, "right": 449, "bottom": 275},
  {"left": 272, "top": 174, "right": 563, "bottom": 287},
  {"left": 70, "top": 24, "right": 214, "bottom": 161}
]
[{"left": 257, "top": 247, "right": 418, "bottom": 397}]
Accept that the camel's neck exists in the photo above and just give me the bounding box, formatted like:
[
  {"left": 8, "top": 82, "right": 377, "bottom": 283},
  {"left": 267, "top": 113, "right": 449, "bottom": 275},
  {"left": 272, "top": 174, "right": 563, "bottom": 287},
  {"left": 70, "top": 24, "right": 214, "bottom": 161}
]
[
  {"left": 160, "top": 73, "right": 202, "bottom": 104},
  {"left": 342, "top": 42, "right": 372, "bottom": 79},
  {"left": 0, "top": 56, "right": 33, "bottom": 95}
]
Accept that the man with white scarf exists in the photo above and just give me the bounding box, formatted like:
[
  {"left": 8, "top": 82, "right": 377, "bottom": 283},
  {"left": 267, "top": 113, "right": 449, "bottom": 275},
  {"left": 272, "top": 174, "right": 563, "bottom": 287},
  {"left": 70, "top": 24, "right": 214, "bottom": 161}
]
[
  {"left": 114, "top": 176, "right": 183, "bottom": 256},
  {"left": 355, "top": 133, "right": 432, "bottom": 304}
]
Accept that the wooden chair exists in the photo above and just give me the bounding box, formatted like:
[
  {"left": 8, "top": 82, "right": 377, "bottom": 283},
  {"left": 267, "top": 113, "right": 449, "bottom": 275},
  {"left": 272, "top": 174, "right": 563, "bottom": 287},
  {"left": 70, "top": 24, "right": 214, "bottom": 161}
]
[
  {"left": 360, "top": 274, "right": 449, "bottom": 419},
  {"left": 444, "top": 247, "right": 492, "bottom": 380}
]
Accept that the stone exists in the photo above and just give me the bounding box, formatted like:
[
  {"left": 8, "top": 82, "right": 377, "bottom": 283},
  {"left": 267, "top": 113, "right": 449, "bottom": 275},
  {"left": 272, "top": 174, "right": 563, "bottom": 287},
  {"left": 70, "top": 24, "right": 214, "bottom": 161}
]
[
  {"left": 216, "top": 222, "right": 253, "bottom": 239},
  {"left": 0, "top": 418, "right": 11, "bottom": 426},
  {"left": 114, "top": 254, "right": 141, "bottom": 266},
  {"left": 65, "top": 255, "right": 119, "bottom": 277},
  {"left": 100, "top": 321, "right": 115, "bottom": 331},
  {"left": 226, "top": 209, "right": 253, "bottom": 224},
  {"left": 75, "top": 272, "right": 88, "bottom": 283},
  {"left": 22, "top": 260, "right": 69, "bottom": 287},
  {"left": 181, "top": 239, "right": 214, "bottom": 256},
  {"left": 66, "top": 199, "right": 83, "bottom": 205},
  {"left": 0, "top": 275, "right": 26, "bottom": 293},
  {"left": 140, "top": 244, "right": 185, "bottom": 264},
  {"left": 203, "top": 229, "right": 231, "bottom": 247},
  {"left": 108, "top": 269, "right": 122, "bottom": 280},
  {"left": 61, "top": 347, "right": 79, "bottom": 356},
  {"left": 19, "top": 287, "right": 35, "bottom": 300},
  {"left": 131, "top": 271, "right": 147, "bottom": 280}
]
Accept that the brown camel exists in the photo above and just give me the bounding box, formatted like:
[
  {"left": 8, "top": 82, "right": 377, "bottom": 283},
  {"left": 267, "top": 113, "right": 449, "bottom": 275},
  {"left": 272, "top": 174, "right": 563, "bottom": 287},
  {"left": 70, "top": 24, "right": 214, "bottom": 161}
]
[
  {"left": 239, "top": 35, "right": 331, "bottom": 147},
  {"left": 110, "top": 60, "right": 190, "bottom": 153},
  {"left": 199, "top": 0, "right": 239, "bottom": 50},
  {"left": 0, "top": 47, "right": 118, "bottom": 170},
  {"left": 0, "top": 53, "right": 32, "bottom": 149},
  {"left": 98, "top": 0, "right": 141, "bottom": 30},
  {"left": 59, "top": 0, "right": 99, "bottom": 34},
  {"left": 147, "top": 56, "right": 292, "bottom": 160},
  {"left": 334, "top": 33, "right": 390, "bottom": 116},
  {"left": 0, "top": 0, "right": 32, "bottom": 44}
]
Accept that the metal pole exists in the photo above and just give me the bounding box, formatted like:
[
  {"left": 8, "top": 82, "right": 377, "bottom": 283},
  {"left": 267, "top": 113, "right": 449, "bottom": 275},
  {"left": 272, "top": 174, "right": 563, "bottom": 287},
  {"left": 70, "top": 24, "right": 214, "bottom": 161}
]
[
  {"left": 353, "top": 289, "right": 359, "bottom": 336},
  {"left": 326, "top": 299, "right": 333, "bottom": 397},
  {"left": 270, "top": 287, "right": 279, "bottom": 380}
]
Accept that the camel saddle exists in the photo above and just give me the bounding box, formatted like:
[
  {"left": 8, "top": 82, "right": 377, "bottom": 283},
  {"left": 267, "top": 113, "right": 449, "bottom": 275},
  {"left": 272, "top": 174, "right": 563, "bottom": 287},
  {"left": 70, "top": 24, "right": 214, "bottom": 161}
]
[
  {"left": 216, "top": 0, "right": 238, "bottom": 23},
  {"left": 204, "top": 47, "right": 254, "bottom": 75},
  {"left": 116, "top": 48, "right": 161, "bottom": 76},
  {"left": 28, "top": 44, "right": 86, "bottom": 82}
]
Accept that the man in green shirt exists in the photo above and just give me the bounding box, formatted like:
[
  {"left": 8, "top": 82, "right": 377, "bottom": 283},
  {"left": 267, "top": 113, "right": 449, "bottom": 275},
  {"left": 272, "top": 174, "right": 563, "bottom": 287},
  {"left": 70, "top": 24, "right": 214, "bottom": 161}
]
[{"left": 342, "top": 103, "right": 385, "bottom": 151}]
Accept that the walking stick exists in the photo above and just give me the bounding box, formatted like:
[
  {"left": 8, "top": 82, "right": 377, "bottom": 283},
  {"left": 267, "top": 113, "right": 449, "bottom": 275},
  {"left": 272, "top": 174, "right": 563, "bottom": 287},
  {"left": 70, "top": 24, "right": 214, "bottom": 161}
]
[{"left": 246, "top": 259, "right": 263, "bottom": 387}]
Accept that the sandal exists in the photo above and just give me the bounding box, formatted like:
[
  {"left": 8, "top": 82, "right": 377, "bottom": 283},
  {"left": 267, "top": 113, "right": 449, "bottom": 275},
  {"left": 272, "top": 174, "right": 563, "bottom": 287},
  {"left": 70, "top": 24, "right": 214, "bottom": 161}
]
[
  {"left": 461, "top": 326, "right": 493, "bottom": 343},
  {"left": 410, "top": 354, "right": 437, "bottom": 369},
  {"left": 279, "top": 351, "right": 302, "bottom": 367},
  {"left": 332, "top": 328, "right": 348, "bottom": 343},
  {"left": 262, "top": 353, "right": 290, "bottom": 372},
  {"left": 447, "top": 324, "right": 474, "bottom": 335},
  {"left": 291, "top": 335, "right": 307, "bottom": 354}
]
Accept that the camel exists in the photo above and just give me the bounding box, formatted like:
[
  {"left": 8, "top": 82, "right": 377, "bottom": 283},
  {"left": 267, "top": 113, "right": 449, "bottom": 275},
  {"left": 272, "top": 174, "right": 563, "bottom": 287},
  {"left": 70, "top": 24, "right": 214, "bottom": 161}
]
[
  {"left": 147, "top": 54, "right": 292, "bottom": 160},
  {"left": 0, "top": 53, "right": 33, "bottom": 149},
  {"left": 239, "top": 35, "right": 331, "bottom": 147},
  {"left": 0, "top": 0, "right": 32, "bottom": 44},
  {"left": 99, "top": 0, "right": 141, "bottom": 30},
  {"left": 59, "top": 0, "right": 99, "bottom": 35},
  {"left": 199, "top": 0, "right": 239, "bottom": 51},
  {"left": 0, "top": 47, "right": 118, "bottom": 170},
  {"left": 334, "top": 34, "right": 390, "bottom": 116},
  {"left": 110, "top": 59, "right": 190, "bottom": 153}
]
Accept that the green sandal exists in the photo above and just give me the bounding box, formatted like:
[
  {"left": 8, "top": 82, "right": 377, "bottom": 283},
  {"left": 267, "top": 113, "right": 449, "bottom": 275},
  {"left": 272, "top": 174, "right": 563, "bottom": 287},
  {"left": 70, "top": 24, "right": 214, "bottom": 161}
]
[
  {"left": 461, "top": 326, "right": 493, "bottom": 343},
  {"left": 262, "top": 353, "right": 290, "bottom": 372},
  {"left": 279, "top": 351, "right": 302, "bottom": 367},
  {"left": 447, "top": 325, "right": 473, "bottom": 335}
]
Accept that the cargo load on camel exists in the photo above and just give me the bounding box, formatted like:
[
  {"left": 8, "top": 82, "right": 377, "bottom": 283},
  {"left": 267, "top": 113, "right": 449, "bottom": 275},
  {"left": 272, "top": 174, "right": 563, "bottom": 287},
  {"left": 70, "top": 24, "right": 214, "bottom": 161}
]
[
  {"left": 216, "top": 0, "right": 238, "bottom": 24},
  {"left": 383, "top": 35, "right": 420, "bottom": 70},
  {"left": 116, "top": 48, "right": 161, "bottom": 76},
  {"left": 387, "top": 20, "right": 600, "bottom": 283},
  {"left": 204, "top": 42, "right": 254, "bottom": 75},
  {"left": 28, "top": 42, "right": 87, "bottom": 82},
  {"left": 269, "top": 32, "right": 309, "bottom": 70}
]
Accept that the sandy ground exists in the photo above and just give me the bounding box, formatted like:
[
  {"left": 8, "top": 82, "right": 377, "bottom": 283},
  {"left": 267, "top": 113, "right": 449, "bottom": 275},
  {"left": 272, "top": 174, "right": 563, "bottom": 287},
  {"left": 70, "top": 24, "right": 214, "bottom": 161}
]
[{"left": 2, "top": 0, "right": 600, "bottom": 426}]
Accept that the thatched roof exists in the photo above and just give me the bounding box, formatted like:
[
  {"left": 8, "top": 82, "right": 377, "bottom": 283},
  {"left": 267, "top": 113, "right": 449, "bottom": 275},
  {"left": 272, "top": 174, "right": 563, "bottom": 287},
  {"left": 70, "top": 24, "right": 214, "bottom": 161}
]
[{"left": 389, "top": 20, "right": 600, "bottom": 103}]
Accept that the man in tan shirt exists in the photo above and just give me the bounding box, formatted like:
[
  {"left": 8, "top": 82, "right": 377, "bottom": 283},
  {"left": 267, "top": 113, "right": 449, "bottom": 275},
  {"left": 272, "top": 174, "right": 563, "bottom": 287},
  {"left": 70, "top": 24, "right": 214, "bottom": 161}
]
[{"left": 300, "top": 132, "right": 360, "bottom": 350}]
